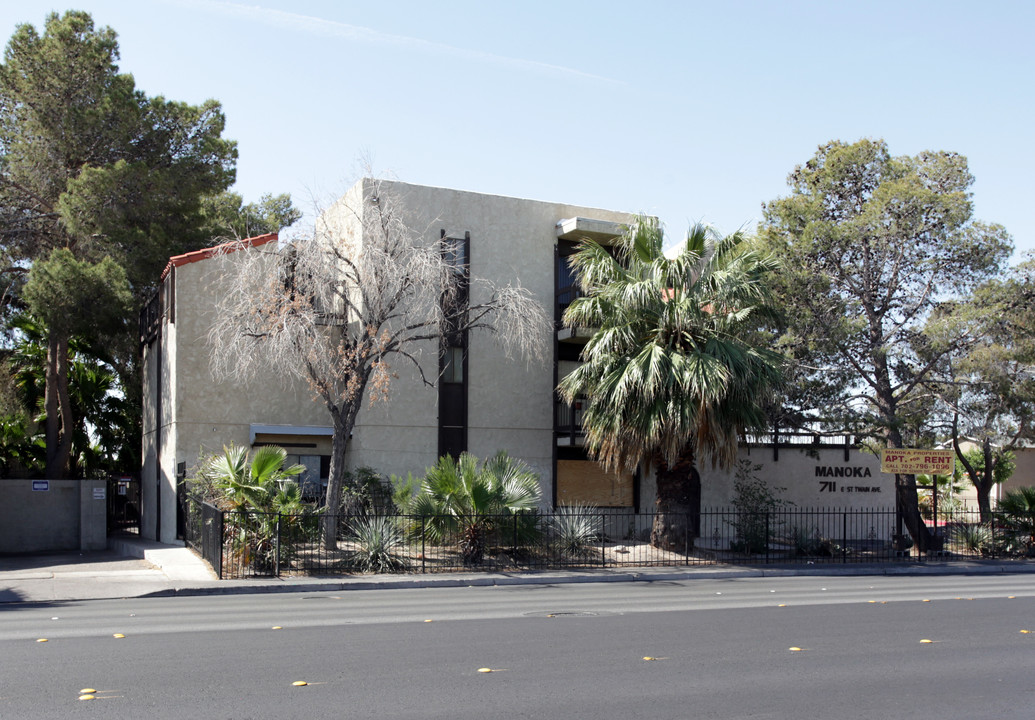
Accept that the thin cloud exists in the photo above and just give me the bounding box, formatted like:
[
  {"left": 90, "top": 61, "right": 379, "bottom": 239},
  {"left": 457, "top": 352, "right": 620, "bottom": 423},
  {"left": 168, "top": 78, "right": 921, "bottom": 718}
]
[{"left": 178, "top": 0, "right": 624, "bottom": 86}]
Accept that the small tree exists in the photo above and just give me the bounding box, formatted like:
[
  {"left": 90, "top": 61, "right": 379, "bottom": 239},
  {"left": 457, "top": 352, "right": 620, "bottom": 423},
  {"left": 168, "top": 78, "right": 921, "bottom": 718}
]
[
  {"left": 727, "top": 460, "right": 789, "bottom": 554},
  {"left": 208, "top": 179, "right": 550, "bottom": 548},
  {"left": 937, "top": 257, "right": 1034, "bottom": 520}
]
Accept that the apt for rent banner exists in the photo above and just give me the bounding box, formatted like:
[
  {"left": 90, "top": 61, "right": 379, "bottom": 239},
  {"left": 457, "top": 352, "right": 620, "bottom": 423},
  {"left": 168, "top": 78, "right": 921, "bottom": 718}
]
[{"left": 880, "top": 448, "right": 955, "bottom": 475}]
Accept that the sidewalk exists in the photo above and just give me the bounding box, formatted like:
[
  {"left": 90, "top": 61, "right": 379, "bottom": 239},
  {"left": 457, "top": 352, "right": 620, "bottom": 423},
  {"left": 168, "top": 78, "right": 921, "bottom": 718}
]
[{"left": 3, "top": 536, "right": 1034, "bottom": 604}]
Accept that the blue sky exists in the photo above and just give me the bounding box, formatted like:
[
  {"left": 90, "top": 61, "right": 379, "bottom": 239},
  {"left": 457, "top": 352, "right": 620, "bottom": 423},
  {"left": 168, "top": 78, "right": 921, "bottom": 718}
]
[{"left": 6, "top": 1, "right": 1033, "bottom": 259}]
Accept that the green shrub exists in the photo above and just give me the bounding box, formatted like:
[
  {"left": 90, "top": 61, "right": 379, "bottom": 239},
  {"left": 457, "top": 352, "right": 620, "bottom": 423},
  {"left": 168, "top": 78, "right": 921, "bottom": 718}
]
[
  {"left": 339, "top": 466, "right": 396, "bottom": 516},
  {"left": 790, "top": 525, "right": 836, "bottom": 557},
  {"left": 726, "top": 460, "right": 789, "bottom": 554},
  {"left": 998, "top": 487, "right": 1035, "bottom": 551},
  {"left": 408, "top": 451, "right": 542, "bottom": 565},
  {"left": 949, "top": 523, "right": 997, "bottom": 556},
  {"left": 551, "top": 505, "right": 601, "bottom": 558},
  {"left": 389, "top": 471, "right": 421, "bottom": 512},
  {"left": 346, "top": 515, "right": 406, "bottom": 573},
  {"left": 191, "top": 445, "right": 312, "bottom": 572}
]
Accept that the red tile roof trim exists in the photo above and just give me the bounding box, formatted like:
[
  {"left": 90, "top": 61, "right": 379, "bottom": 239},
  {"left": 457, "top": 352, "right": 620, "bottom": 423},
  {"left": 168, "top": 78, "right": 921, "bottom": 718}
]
[{"left": 160, "top": 232, "right": 278, "bottom": 280}]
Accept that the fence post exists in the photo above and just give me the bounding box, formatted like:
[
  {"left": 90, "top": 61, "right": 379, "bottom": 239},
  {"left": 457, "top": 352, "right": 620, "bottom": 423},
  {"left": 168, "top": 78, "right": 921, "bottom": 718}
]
[
  {"left": 601, "top": 513, "right": 606, "bottom": 567},
  {"left": 217, "top": 510, "right": 225, "bottom": 580},
  {"left": 513, "top": 513, "right": 518, "bottom": 558},
  {"left": 275, "top": 513, "right": 281, "bottom": 577},
  {"left": 842, "top": 511, "right": 847, "bottom": 564},
  {"left": 421, "top": 516, "right": 426, "bottom": 574},
  {"left": 765, "top": 512, "right": 770, "bottom": 564},
  {"left": 685, "top": 512, "right": 690, "bottom": 566}
]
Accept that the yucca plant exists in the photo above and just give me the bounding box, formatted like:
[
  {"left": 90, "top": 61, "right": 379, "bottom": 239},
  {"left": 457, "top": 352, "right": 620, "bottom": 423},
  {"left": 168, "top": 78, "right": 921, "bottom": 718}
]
[
  {"left": 551, "top": 504, "right": 601, "bottom": 558},
  {"left": 949, "top": 523, "right": 996, "bottom": 557},
  {"left": 346, "top": 515, "right": 406, "bottom": 573},
  {"left": 408, "top": 451, "right": 542, "bottom": 565}
]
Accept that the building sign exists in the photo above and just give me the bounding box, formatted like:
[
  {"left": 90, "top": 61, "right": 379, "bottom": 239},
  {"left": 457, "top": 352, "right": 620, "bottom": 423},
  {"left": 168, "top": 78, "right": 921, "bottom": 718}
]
[
  {"left": 880, "top": 449, "right": 954, "bottom": 475},
  {"left": 93, "top": 487, "right": 106, "bottom": 500},
  {"left": 32, "top": 480, "right": 49, "bottom": 491}
]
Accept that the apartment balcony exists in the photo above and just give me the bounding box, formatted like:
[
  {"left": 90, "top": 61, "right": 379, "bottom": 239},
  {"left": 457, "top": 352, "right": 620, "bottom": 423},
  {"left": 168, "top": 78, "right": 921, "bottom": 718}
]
[
  {"left": 556, "top": 282, "right": 594, "bottom": 344},
  {"left": 555, "top": 217, "right": 625, "bottom": 345},
  {"left": 555, "top": 395, "right": 587, "bottom": 447}
]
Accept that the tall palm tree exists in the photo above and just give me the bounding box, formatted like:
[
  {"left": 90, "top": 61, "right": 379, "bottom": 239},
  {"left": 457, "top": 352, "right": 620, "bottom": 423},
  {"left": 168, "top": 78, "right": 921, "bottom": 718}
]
[
  {"left": 5, "top": 314, "right": 133, "bottom": 477},
  {"left": 559, "top": 217, "right": 783, "bottom": 550}
]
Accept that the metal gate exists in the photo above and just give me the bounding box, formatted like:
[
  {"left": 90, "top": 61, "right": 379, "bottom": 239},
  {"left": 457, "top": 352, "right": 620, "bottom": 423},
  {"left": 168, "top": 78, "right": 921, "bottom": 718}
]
[{"left": 107, "top": 475, "right": 140, "bottom": 534}]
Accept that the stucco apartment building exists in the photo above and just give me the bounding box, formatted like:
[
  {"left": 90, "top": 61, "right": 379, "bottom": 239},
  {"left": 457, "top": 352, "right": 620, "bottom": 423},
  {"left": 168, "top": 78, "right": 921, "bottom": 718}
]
[
  {"left": 140, "top": 180, "right": 651, "bottom": 543},
  {"left": 139, "top": 179, "right": 922, "bottom": 545}
]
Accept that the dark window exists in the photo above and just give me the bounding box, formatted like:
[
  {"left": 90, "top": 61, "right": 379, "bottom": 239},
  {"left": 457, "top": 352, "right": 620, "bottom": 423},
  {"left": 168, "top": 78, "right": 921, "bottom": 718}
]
[
  {"left": 442, "top": 346, "right": 464, "bottom": 383},
  {"left": 439, "top": 230, "right": 470, "bottom": 459},
  {"left": 443, "top": 236, "right": 467, "bottom": 274}
]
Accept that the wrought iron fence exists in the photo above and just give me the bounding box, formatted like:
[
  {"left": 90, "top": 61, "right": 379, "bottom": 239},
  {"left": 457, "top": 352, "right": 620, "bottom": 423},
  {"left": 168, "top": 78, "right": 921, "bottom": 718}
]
[
  {"left": 184, "top": 496, "right": 225, "bottom": 578},
  {"left": 183, "top": 498, "right": 1032, "bottom": 579}
]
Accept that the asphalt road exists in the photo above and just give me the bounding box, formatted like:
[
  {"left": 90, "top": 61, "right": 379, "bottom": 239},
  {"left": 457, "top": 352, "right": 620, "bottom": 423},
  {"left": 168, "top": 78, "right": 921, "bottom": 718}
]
[{"left": 2, "top": 574, "right": 1034, "bottom": 719}]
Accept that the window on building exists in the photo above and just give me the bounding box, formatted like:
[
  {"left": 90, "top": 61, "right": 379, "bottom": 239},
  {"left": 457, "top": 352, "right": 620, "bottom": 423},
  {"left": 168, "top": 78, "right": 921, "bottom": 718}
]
[
  {"left": 443, "top": 235, "right": 467, "bottom": 274},
  {"left": 442, "top": 346, "right": 464, "bottom": 383}
]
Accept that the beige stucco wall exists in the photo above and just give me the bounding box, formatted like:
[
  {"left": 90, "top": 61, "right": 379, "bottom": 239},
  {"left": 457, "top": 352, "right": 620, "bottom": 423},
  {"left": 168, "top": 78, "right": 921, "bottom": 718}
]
[
  {"left": 708, "top": 445, "right": 891, "bottom": 508},
  {"left": 634, "top": 445, "right": 893, "bottom": 516},
  {"left": 998, "top": 447, "right": 1035, "bottom": 498}
]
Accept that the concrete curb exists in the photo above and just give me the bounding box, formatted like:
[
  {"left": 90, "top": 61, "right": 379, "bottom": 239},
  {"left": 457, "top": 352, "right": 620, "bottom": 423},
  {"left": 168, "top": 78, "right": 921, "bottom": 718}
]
[
  {"left": 3, "top": 537, "right": 1032, "bottom": 604},
  {"left": 138, "top": 562, "right": 1035, "bottom": 600}
]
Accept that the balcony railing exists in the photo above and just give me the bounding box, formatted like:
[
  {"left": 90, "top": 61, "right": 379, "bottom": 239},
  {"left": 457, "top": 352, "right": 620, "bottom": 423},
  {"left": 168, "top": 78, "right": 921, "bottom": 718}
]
[{"left": 555, "top": 396, "right": 585, "bottom": 445}]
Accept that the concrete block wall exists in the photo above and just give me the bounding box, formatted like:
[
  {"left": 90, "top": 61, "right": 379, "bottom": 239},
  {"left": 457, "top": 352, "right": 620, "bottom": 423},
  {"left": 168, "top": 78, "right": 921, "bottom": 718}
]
[{"left": 0, "top": 479, "right": 108, "bottom": 553}]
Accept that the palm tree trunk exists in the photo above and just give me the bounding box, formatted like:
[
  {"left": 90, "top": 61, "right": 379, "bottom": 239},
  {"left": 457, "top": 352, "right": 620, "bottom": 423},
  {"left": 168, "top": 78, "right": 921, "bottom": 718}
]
[
  {"left": 650, "top": 449, "right": 701, "bottom": 551},
  {"left": 44, "top": 333, "right": 73, "bottom": 479}
]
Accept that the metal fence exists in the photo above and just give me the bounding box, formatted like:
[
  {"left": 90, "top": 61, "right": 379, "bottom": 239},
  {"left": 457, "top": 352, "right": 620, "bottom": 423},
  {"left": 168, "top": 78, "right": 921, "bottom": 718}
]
[
  {"left": 183, "top": 498, "right": 1031, "bottom": 579},
  {"left": 184, "top": 496, "right": 225, "bottom": 578}
]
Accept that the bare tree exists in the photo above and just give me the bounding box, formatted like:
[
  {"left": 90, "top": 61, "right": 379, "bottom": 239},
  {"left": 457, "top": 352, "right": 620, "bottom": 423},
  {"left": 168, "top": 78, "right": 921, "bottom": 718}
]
[{"left": 208, "top": 178, "right": 550, "bottom": 547}]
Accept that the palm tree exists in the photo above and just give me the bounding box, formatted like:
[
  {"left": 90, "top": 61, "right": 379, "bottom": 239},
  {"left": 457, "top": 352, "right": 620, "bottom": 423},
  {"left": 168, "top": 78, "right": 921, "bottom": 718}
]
[
  {"left": 200, "top": 444, "right": 306, "bottom": 514},
  {"left": 408, "top": 451, "right": 542, "bottom": 565},
  {"left": 559, "top": 217, "right": 783, "bottom": 550},
  {"left": 4, "top": 314, "right": 135, "bottom": 477},
  {"left": 998, "top": 486, "right": 1035, "bottom": 551},
  {"left": 198, "top": 445, "right": 307, "bottom": 570}
]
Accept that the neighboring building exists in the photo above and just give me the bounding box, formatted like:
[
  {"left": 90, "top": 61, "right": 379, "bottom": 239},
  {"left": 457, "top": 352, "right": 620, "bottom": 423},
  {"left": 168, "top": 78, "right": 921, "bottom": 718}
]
[{"left": 140, "top": 179, "right": 900, "bottom": 545}]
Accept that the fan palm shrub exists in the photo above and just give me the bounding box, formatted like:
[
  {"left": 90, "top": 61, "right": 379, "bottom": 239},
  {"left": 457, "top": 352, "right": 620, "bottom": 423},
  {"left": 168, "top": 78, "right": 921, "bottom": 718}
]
[
  {"left": 998, "top": 486, "right": 1035, "bottom": 553},
  {"left": 408, "top": 451, "right": 542, "bottom": 565},
  {"left": 196, "top": 445, "right": 308, "bottom": 571}
]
